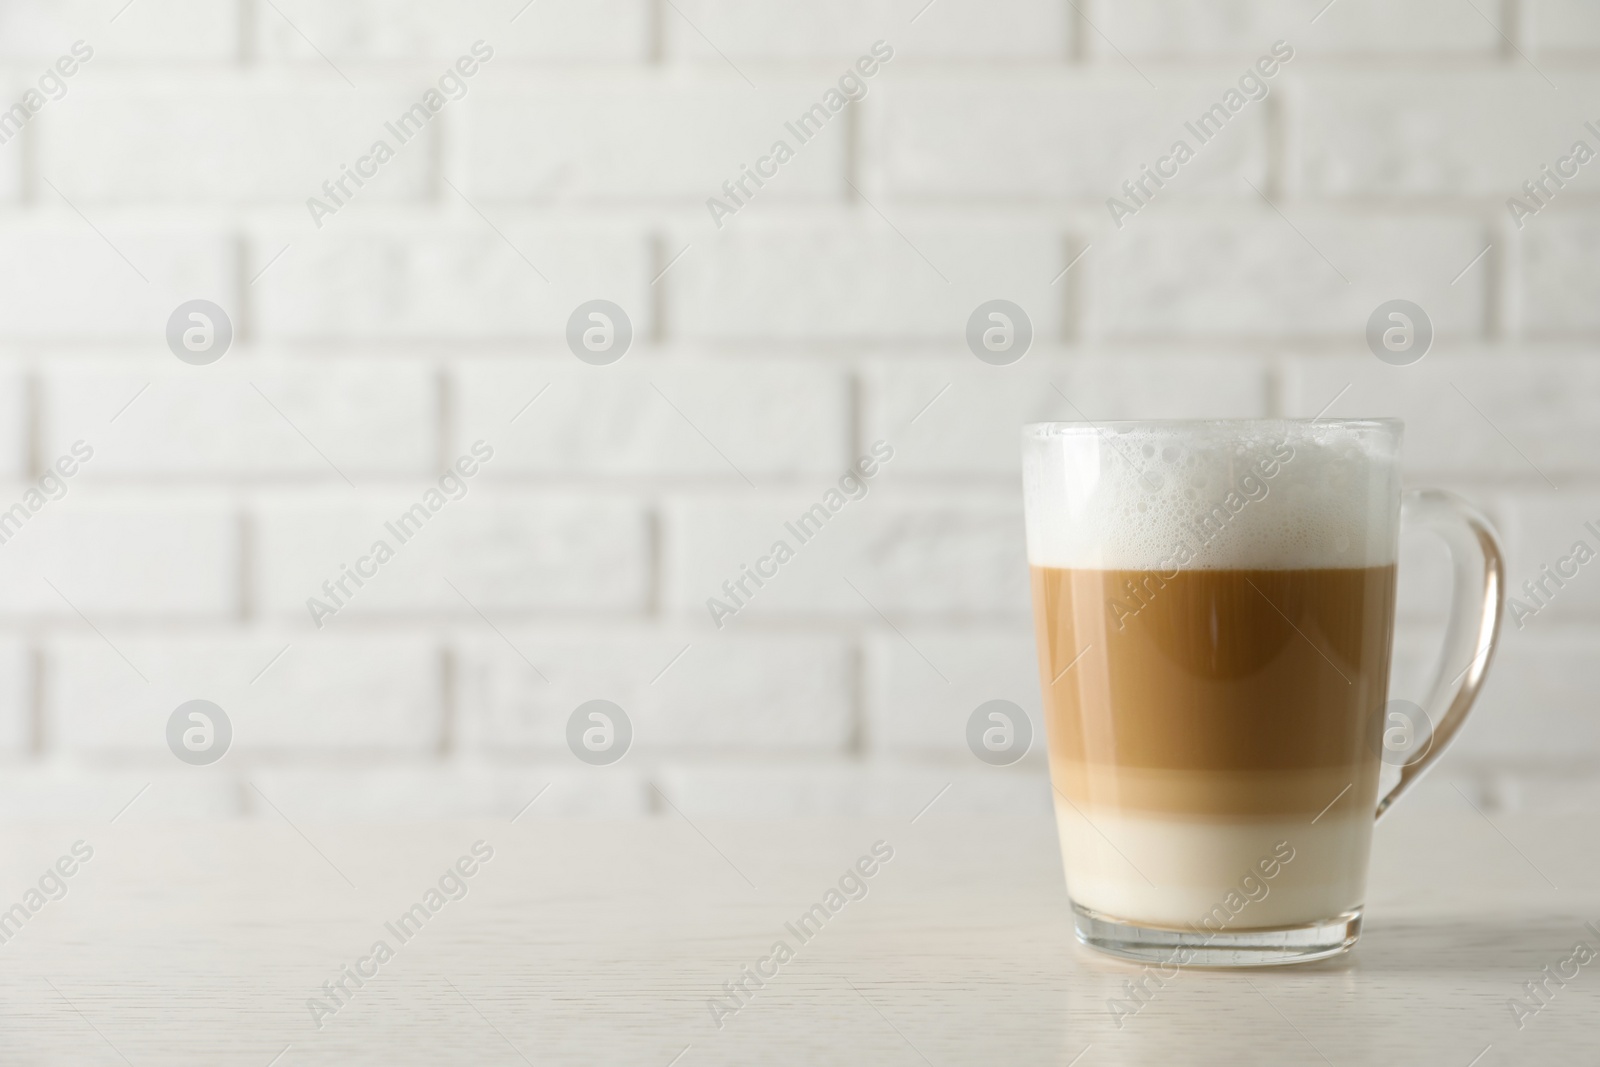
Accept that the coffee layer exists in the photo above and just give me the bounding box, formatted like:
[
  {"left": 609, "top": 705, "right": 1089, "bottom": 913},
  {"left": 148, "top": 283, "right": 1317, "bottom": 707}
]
[
  {"left": 1049, "top": 762, "right": 1380, "bottom": 820},
  {"left": 1033, "top": 566, "right": 1395, "bottom": 768}
]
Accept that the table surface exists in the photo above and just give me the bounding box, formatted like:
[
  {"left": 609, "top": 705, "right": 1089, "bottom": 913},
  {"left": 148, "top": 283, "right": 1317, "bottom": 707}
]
[{"left": 0, "top": 804, "right": 1592, "bottom": 1065}]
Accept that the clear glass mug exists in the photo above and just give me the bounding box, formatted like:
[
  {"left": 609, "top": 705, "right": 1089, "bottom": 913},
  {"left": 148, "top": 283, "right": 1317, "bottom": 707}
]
[{"left": 1021, "top": 418, "right": 1504, "bottom": 966}]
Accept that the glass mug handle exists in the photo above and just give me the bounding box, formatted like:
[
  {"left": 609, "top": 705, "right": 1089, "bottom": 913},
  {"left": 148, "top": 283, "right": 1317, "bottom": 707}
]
[{"left": 1376, "top": 489, "right": 1507, "bottom": 821}]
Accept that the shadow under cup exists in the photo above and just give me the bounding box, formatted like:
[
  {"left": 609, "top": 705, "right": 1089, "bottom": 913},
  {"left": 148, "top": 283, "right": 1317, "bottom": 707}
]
[{"left": 1022, "top": 419, "right": 1407, "bottom": 966}]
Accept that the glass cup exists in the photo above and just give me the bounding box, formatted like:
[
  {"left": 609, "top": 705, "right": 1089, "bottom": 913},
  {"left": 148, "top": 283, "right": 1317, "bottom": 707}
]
[{"left": 1021, "top": 418, "right": 1503, "bottom": 966}]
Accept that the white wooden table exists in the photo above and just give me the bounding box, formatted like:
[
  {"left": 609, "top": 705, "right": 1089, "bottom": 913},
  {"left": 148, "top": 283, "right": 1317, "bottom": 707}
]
[{"left": 0, "top": 806, "right": 1590, "bottom": 1065}]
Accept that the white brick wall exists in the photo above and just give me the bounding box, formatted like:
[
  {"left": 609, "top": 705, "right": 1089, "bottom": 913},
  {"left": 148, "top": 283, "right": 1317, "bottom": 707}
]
[
  {"left": 255, "top": 492, "right": 651, "bottom": 617},
  {"left": 663, "top": 0, "right": 1069, "bottom": 60},
  {"left": 456, "top": 356, "right": 851, "bottom": 477},
  {"left": 862, "top": 354, "right": 1269, "bottom": 476},
  {"left": 868, "top": 75, "right": 1270, "bottom": 198},
  {"left": 1523, "top": 0, "right": 1600, "bottom": 53},
  {"left": 1292, "top": 73, "right": 1597, "bottom": 195},
  {"left": 0, "top": 494, "right": 238, "bottom": 618},
  {"left": 670, "top": 218, "right": 1064, "bottom": 340},
  {"left": 1092, "top": 0, "right": 1506, "bottom": 56},
  {"left": 665, "top": 490, "right": 1028, "bottom": 618},
  {"left": 40, "top": 81, "right": 441, "bottom": 204},
  {"left": 44, "top": 357, "right": 439, "bottom": 477},
  {"left": 457, "top": 628, "right": 856, "bottom": 753},
  {"left": 460, "top": 79, "right": 849, "bottom": 201},
  {"left": 254, "top": 0, "right": 649, "bottom": 62},
  {"left": 249, "top": 223, "right": 652, "bottom": 339},
  {"left": 0, "top": 0, "right": 1592, "bottom": 820},
  {"left": 1083, "top": 215, "right": 1489, "bottom": 338},
  {"left": 1522, "top": 218, "right": 1600, "bottom": 335},
  {"left": 1282, "top": 353, "right": 1598, "bottom": 481},
  {"left": 0, "top": 226, "right": 233, "bottom": 337},
  {"left": 867, "top": 627, "right": 1039, "bottom": 756},
  {"left": 0, "top": 1, "right": 237, "bottom": 63}
]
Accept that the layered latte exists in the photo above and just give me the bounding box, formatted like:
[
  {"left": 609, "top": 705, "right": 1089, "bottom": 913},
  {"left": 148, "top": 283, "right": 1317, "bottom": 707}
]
[{"left": 1023, "top": 422, "right": 1401, "bottom": 929}]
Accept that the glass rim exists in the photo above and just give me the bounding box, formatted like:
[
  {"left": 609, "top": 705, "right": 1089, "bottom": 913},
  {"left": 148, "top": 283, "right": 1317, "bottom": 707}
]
[{"left": 1022, "top": 416, "right": 1402, "bottom": 438}]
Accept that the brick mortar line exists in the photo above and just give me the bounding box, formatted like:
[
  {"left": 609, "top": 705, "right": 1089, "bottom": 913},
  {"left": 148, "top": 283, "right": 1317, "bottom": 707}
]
[{"left": 12, "top": 53, "right": 1600, "bottom": 71}]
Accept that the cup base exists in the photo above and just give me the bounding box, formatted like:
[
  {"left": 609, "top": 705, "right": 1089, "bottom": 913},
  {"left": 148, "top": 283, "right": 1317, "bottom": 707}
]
[{"left": 1071, "top": 901, "right": 1362, "bottom": 968}]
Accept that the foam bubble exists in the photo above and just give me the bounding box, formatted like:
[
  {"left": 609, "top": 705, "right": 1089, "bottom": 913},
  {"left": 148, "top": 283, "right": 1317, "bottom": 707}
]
[{"left": 1022, "top": 420, "right": 1402, "bottom": 570}]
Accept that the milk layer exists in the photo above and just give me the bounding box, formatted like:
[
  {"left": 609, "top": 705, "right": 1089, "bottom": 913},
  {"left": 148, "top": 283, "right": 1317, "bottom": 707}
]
[{"left": 1053, "top": 795, "right": 1372, "bottom": 929}]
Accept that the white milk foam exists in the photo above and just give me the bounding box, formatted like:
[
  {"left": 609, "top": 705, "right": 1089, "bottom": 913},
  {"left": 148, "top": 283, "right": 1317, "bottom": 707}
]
[{"left": 1022, "top": 420, "right": 1401, "bottom": 571}]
